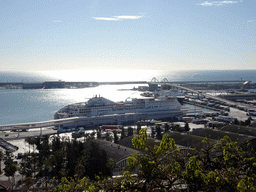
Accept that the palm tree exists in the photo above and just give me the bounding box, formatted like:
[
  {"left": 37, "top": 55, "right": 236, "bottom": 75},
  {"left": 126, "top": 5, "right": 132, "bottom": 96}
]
[
  {"left": 75, "top": 164, "right": 85, "bottom": 178},
  {"left": 106, "top": 158, "right": 116, "bottom": 176},
  {"left": 4, "top": 152, "right": 18, "bottom": 185},
  {"left": 137, "top": 121, "right": 141, "bottom": 134},
  {"left": 96, "top": 130, "right": 102, "bottom": 139},
  {"left": 164, "top": 123, "right": 169, "bottom": 133},
  {"left": 121, "top": 127, "right": 126, "bottom": 139}
]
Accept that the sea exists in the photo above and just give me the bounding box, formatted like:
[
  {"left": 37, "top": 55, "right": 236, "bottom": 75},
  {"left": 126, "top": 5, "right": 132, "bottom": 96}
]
[{"left": 1, "top": 69, "right": 256, "bottom": 125}]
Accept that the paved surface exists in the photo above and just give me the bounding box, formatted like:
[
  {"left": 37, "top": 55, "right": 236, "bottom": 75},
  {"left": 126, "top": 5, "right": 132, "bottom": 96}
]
[
  {"left": 228, "top": 107, "right": 249, "bottom": 121},
  {"left": 0, "top": 106, "right": 252, "bottom": 187},
  {"left": 0, "top": 127, "right": 57, "bottom": 141}
]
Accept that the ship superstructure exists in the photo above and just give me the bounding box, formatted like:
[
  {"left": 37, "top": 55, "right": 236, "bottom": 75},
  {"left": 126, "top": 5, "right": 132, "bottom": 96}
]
[{"left": 54, "top": 95, "right": 183, "bottom": 127}]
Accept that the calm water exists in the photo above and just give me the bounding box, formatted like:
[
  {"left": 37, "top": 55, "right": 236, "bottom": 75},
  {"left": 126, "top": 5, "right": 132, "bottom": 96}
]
[{"left": 0, "top": 69, "right": 256, "bottom": 125}]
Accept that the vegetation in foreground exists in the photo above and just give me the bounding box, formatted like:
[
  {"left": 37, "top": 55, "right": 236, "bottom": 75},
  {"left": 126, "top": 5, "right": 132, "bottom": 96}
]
[
  {"left": 53, "top": 129, "right": 256, "bottom": 192},
  {"left": 1, "top": 128, "right": 256, "bottom": 191}
]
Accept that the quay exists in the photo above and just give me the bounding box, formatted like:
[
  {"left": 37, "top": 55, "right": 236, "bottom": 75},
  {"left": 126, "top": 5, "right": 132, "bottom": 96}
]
[
  {"left": 148, "top": 78, "right": 256, "bottom": 113},
  {"left": 0, "top": 118, "right": 79, "bottom": 134},
  {"left": 1, "top": 78, "right": 256, "bottom": 138},
  {"left": 0, "top": 81, "right": 148, "bottom": 89},
  {"left": 1, "top": 78, "right": 256, "bottom": 132},
  {"left": 0, "top": 79, "right": 255, "bottom": 89}
]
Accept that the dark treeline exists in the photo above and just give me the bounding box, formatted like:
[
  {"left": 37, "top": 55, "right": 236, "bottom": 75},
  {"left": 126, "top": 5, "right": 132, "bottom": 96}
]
[{"left": 20, "top": 135, "right": 111, "bottom": 181}]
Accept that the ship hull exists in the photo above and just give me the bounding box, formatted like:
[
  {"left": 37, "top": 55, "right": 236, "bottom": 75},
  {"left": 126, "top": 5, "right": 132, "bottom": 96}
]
[
  {"left": 54, "top": 96, "right": 183, "bottom": 128},
  {"left": 59, "top": 110, "right": 183, "bottom": 128}
]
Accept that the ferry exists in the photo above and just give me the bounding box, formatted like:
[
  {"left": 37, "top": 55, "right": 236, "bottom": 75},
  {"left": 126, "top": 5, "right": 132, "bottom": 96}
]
[{"left": 54, "top": 95, "right": 183, "bottom": 127}]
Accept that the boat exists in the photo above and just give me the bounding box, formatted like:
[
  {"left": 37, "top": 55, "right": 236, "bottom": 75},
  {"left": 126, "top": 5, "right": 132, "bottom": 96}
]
[{"left": 54, "top": 95, "right": 184, "bottom": 128}]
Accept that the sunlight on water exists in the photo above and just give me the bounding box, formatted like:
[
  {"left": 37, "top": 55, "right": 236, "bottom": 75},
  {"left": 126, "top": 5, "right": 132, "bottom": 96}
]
[
  {"left": 0, "top": 84, "right": 142, "bottom": 125},
  {"left": 48, "top": 84, "right": 143, "bottom": 106},
  {"left": 1, "top": 69, "right": 256, "bottom": 125}
]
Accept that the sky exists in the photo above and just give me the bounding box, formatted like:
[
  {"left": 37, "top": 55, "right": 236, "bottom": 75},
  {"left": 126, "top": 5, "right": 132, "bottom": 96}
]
[{"left": 1, "top": 0, "right": 255, "bottom": 71}]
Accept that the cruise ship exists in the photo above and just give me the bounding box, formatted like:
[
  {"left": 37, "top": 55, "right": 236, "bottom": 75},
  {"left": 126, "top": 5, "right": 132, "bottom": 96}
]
[{"left": 54, "top": 95, "right": 183, "bottom": 128}]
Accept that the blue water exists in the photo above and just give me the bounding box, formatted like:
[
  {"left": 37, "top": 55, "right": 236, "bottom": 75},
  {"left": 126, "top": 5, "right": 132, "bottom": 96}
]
[{"left": 0, "top": 69, "right": 255, "bottom": 125}]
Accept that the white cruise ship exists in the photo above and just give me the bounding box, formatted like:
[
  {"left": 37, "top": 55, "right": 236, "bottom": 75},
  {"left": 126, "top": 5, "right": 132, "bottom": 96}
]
[{"left": 54, "top": 95, "right": 183, "bottom": 127}]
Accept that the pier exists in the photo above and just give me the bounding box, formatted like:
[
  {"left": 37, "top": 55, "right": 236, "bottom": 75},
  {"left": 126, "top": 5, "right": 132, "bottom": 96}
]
[
  {"left": 0, "top": 117, "right": 80, "bottom": 138},
  {"left": 1, "top": 78, "right": 256, "bottom": 134},
  {"left": 1, "top": 78, "right": 254, "bottom": 89},
  {"left": 149, "top": 78, "right": 256, "bottom": 112}
]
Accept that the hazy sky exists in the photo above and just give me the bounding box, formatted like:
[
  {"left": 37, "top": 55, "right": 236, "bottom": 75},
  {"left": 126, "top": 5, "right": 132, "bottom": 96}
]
[{"left": 1, "top": 0, "right": 255, "bottom": 71}]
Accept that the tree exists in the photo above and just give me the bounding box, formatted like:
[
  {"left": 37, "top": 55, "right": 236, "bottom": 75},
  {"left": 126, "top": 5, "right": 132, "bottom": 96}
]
[
  {"left": 23, "top": 177, "right": 33, "bottom": 191},
  {"left": 75, "top": 164, "right": 85, "bottom": 179},
  {"left": 121, "top": 127, "right": 126, "bottom": 139},
  {"left": 184, "top": 122, "right": 190, "bottom": 132},
  {"left": 128, "top": 127, "right": 133, "bottom": 136},
  {"left": 86, "top": 141, "right": 110, "bottom": 179},
  {"left": 106, "top": 158, "right": 116, "bottom": 175},
  {"left": 3, "top": 152, "right": 18, "bottom": 185},
  {"left": 245, "top": 117, "right": 251, "bottom": 126},
  {"left": 184, "top": 136, "right": 256, "bottom": 191},
  {"left": 19, "top": 153, "right": 34, "bottom": 178},
  {"left": 136, "top": 121, "right": 141, "bottom": 134},
  {"left": 164, "top": 123, "right": 169, "bottom": 133},
  {"left": 151, "top": 126, "right": 155, "bottom": 138},
  {"left": 52, "top": 132, "right": 256, "bottom": 191},
  {"left": 96, "top": 129, "right": 101, "bottom": 139},
  {"left": 53, "top": 176, "right": 101, "bottom": 192},
  {"left": 234, "top": 118, "right": 239, "bottom": 125},
  {"left": 89, "top": 131, "right": 96, "bottom": 140},
  {"left": 113, "top": 130, "right": 118, "bottom": 143},
  {"left": 183, "top": 156, "right": 206, "bottom": 191},
  {"left": 124, "top": 129, "right": 181, "bottom": 191},
  {"left": 155, "top": 124, "right": 162, "bottom": 139},
  {"left": 105, "top": 132, "right": 112, "bottom": 142}
]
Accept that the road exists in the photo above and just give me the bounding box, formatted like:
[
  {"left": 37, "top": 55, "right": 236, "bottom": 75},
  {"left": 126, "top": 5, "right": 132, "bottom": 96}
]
[{"left": 0, "top": 127, "right": 57, "bottom": 141}]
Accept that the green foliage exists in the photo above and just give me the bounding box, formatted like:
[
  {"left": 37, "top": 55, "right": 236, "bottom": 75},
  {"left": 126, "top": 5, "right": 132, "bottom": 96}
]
[
  {"left": 20, "top": 135, "right": 111, "bottom": 182},
  {"left": 237, "top": 176, "right": 255, "bottom": 192},
  {"left": 155, "top": 134, "right": 177, "bottom": 155},
  {"left": 53, "top": 175, "right": 100, "bottom": 192},
  {"left": 128, "top": 132, "right": 256, "bottom": 191},
  {"left": 106, "top": 158, "right": 116, "bottom": 174},
  {"left": 183, "top": 156, "right": 206, "bottom": 190},
  {"left": 121, "top": 171, "right": 135, "bottom": 190},
  {"left": 13, "top": 129, "right": 256, "bottom": 191},
  {"left": 132, "top": 129, "right": 148, "bottom": 150},
  {"left": 140, "top": 156, "right": 156, "bottom": 177},
  {"left": 126, "top": 153, "right": 139, "bottom": 170},
  {"left": 3, "top": 152, "right": 17, "bottom": 177},
  {"left": 127, "top": 129, "right": 183, "bottom": 190},
  {"left": 19, "top": 153, "right": 34, "bottom": 177},
  {"left": 50, "top": 132, "right": 256, "bottom": 191}
]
